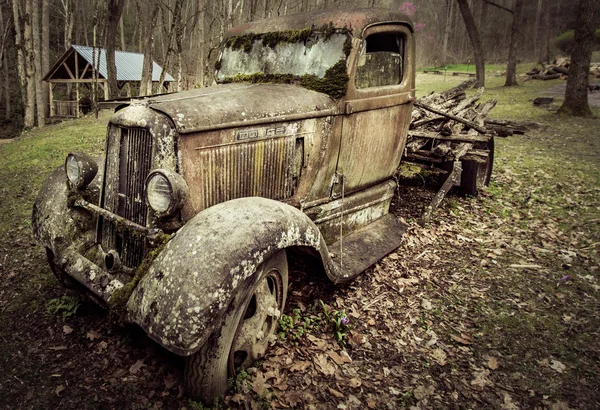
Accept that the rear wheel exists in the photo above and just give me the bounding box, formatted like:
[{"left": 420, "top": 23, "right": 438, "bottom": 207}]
[
  {"left": 184, "top": 250, "right": 288, "bottom": 404},
  {"left": 459, "top": 137, "right": 494, "bottom": 196}
]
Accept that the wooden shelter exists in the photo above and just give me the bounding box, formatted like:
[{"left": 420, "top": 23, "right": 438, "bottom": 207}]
[{"left": 43, "top": 45, "right": 174, "bottom": 118}]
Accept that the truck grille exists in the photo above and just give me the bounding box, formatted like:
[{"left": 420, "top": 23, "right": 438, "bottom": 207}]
[
  {"left": 100, "top": 126, "right": 153, "bottom": 268},
  {"left": 197, "top": 136, "right": 297, "bottom": 210}
]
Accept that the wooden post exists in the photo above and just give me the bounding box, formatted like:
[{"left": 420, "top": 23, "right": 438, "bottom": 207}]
[
  {"left": 76, "top": 83, "right": 80, "bottom": 118},
  {"left": 49, "top": 82, "right": 54, "bottom": 117},
  {"left": 75, "top": 52, "right": 79, "bottom": 117}
]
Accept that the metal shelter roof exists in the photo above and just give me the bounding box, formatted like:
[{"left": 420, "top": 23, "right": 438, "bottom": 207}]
[{"left": 44, "top": 45, "right": 174, "bottom": 82}]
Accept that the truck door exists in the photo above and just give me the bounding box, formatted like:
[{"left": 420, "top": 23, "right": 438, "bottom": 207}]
[{"left": 335, "top": 24, "right": 414, "bottom": 194}]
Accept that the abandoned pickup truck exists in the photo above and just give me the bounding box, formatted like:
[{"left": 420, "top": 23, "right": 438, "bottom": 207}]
[{"left": 33, "top": 8, "right": 415, "bottom": 403}]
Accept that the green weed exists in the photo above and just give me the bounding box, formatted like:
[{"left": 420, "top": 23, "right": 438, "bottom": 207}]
[
  {"left": 320, "top": 300, "right": 350, "bottom": 346},
  {"left": 46, "top": 295, "right": 81, "bottom": 317}
]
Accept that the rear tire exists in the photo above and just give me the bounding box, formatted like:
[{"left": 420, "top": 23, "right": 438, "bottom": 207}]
[
  {"left": 459, "top": 137, "right": 494, "bottom": 196},
  {"left": 184, "top": 250, "right": 288, "bottom": 404}
]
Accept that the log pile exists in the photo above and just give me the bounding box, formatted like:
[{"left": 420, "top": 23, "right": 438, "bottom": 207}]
[
  {"left": 406, "top": 79, "right": 496, "bottom": 169},
  {"left": 525, "top": 58, "right": 600, "bottom": 81},
  {"left": 404, "top": 80, "right": 531, "bottom": 220}
]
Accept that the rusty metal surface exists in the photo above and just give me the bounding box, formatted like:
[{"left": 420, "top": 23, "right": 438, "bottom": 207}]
[
  {"left": 126, "top": 197, "right": 342, "bottom": 356},
  {"left": 179, "top": 117, "right": 339, "bottom": 217},
  {"left": 148, "top": 83, "right": 337, "bottom": 135},
  {"left": 329, "top": 213, "right": 407, "bottom": 279},
  {"left": 337, "top": 102, "right": 412, "bottom": 192},
  {"left": 304, "top": 179, "right": 396, "bottom": 244},
  {"left": 224, "top": 8, "right": 413, "bottom": 38}
]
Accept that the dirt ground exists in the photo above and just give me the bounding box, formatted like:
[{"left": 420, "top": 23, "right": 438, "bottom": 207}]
[{"left": 0, "top": 86, "right": 599, "bottom": 410}]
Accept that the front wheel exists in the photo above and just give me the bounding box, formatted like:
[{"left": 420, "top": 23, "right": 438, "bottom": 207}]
[{"left": 184, "top": 250, "right": 288, "bottom": 404}]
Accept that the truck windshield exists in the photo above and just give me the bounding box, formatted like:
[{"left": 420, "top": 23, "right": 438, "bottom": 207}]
[{"left": 216, "top": 33, "right": 347, "bottom": 81}]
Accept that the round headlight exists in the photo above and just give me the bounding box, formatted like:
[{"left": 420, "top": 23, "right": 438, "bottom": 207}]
[
  {"left": 145, "top": 169, "right": 188, "bottom": 217},
  {"left": 65, "top": 152, "right": 98, "bottom": 189}
]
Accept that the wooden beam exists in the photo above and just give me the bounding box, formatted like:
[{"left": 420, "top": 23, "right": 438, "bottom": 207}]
[
  {"left": 75, "top": 52, "right": 79, "bottom": 79},
  {"left": 49, "top": 82, "right": 54, "bottom": 117},
  {"left": 413, "top": 101, "right": 488, "bottom": 134},
  {"left": 81, "top": 63, "right": 90, "bottom": 78},
  {"left": 62, "top": 62, "right": 75, "bottom": 80},
  {"left": 409, "top": 130, "right": 490, "bottom": 143},
  {"left": 46, "top": 79, "right": 107, "bottom": 83}
]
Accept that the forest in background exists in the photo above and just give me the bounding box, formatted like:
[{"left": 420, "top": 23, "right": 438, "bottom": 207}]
[{"left": 0, "top": 0, "right": 587, "bottom": 131}]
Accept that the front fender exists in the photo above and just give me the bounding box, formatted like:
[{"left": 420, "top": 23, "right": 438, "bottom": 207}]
[
  {"left": 126, "top": 197, "right": 338, "bottom": 356},
  {"left": 32, "top": 161, "right": 103, "bottom": 253}
]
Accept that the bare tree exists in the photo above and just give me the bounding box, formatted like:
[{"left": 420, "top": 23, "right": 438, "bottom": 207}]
[
  {"left": 557, "top": 0, "right": 600, "bottom": 117},
  {"left": 456, "top": 0, "right": 485, "bottom": 87},
  {"left": 12, "top": 0, "right": 36, "bottom": 128},
  {"left": 106, "top": 0, "right": 126, "bottom": 99},
  {"left": 60, "top": 0, "right": 75, "bottom": 50},
  {"left": 138, "top": 0, "right": 160, "bottom": 96},
  {"left": 504, "top": 0, "right": 523, "bottom": 86},
  {"left": 41, "top": 0, "right": 49, "bottom": 118},
  {"left": 32, "top": 0, "right": 45, "bottom": 126}
]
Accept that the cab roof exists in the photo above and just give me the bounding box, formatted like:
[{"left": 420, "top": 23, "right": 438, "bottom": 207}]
[{"left": 225, "top": 8, "right": 413, "bottom": 38}]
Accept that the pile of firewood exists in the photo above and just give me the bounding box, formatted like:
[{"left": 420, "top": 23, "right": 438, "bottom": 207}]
[
  {"left": 403, "top": 80, "right": 531, "bottom": 219},
  {"left": 525, "top": 57, "right": 600, "bottom": 81},
  {"left": 406, "top": 79, "right": 526, "bottom": 160}
]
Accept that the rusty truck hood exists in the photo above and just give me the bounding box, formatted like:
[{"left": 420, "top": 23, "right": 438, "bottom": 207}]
[{"left": 146, "top": 83, "right": 338, "bottom": 134}]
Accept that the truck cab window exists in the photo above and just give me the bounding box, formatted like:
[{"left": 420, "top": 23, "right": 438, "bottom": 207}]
[{"left": 356, "top": 32, "right": 404, "bottom": 89}]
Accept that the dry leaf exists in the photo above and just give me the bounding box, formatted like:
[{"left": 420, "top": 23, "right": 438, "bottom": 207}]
[
  {"left": 413, "top": 385, "right": 435, "bottom": 400},
  {"left": 97, "top": 341, "right": 108, "bottom": 353},
  {"left": 367, "top": 399, "right": 377, "bottom": 409},
  {"left": 328, "top": 387, "right": 344, "bottom": 398},
  {"left": 349, "top": 378, "right": 362, "bottom": 388},
  {"left": 421, "top": 299, "right": 432, "bottom": 310},
  {"left": 86, "top": 330, "right": 101, "bottom": 341},
  {"left": 450, "top": 334, "right": 472, "bottom": 345},
  {"left": 63, "top": 325, "right": 73, "bottom": 335},
  {"left": 252, "top": 372, "right": 271, "bottom": 395},
  {"left": 314, "top": 354, "right": 336, "bottom": 375},
  {"left": 327, "top": 350, "right": 351, "bottom": 365},
  {"left": 307, "top": 334, "right": 328, "bottom": 350},
  {"left": 129, "top": 359, "right": 146, "bottom": 374},
  {"left": 550, "top": 360, "right": 566, "bottom": 373},
  {"left": 55, "top": 385, "right": 65, "bottom": 396},
  {"left": 471, "top": 369, "right": 493, "bottom": 388},
  {"left": 431, "top": 348, "right": 447, "bottom": 366},
  {"left": 164, "top": 373, "right": 178, "bottom": 389},
  {"left": 289, "top": 361, "right": 311, "bottom": 372},
  {"left": 488, "top": 357, "right": 499, "bottom": 370}
]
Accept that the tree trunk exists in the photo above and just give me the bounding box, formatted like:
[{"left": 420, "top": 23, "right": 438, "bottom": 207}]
[
  {"left": 441, "top": 0, "right": 453, "bottom": 66},
  {"left": 32, "top": 0, "right": 45, "bottom": 126},
  {"left": 106, "top": 0, "right": 126, "bottom": 99},
  {"left": 3, "top": 53, "right": 9, "bottom": 120},
  {"left": 41, "top": 0, "right": 49, "bottom": 118},
  {"left": 504, "top": 0, "right": 523, "bottom": 87},
  {"left": 62, "top": 0, "right": 74, "bottom": 50},
  {"left": 24, "top": 0, "right": 35, "bottom": 128},
  {"left": 538, "top": 0, "right": 550, "bottom": 63},
  {"left": 456, "top": 0, "right": 485, "bottom": 87},
  {"left": 119, "top": 13, "right": 131, "bottom": 97},
  {"left": 557, "top": 0, "right": 599, "bottom": 117},
  {"left": 139, "top": 0, "right": 160, "bottom": 96}
]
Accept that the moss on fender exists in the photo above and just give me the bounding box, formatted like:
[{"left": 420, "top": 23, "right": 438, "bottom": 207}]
[{"left": 108, "top": 232, "right": 172, "bottom": 320}]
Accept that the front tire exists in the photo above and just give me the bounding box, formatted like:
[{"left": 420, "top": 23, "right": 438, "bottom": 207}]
[{"left": 184, "top": 250, "right": 288, "bottom": 403}]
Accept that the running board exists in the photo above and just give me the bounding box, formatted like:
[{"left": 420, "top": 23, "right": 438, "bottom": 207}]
[{"left": 329, "top": 214, "right": 407, "bottom": 280}]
